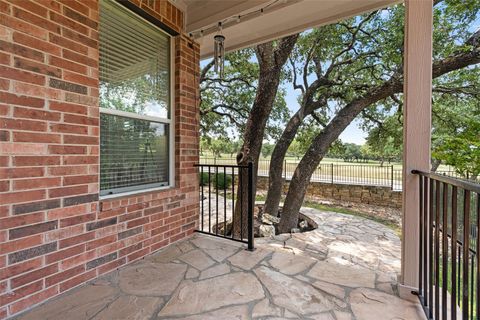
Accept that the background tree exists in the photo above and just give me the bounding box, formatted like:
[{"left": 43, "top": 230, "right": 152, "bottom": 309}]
[
  {"left": 200, "top": 36, "right": 298, "bottom": 237},
  {"left": 273, "top": 1, "right": 480, "bottom": 232}
]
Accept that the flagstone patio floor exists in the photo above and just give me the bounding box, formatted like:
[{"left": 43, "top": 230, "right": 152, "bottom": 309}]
[{"left": 14, "top": 208, "right": 426, "bottom": 320}]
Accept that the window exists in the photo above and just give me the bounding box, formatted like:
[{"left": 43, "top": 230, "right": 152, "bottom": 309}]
[{"left": 99, "top": 0, "right": 172, "bottom": 196}]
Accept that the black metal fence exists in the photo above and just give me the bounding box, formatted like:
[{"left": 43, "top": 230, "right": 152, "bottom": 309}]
[
  {"left": 195, "top": 163, "right": 254, "bottom": 250},
  {"left": 413, "top": 170, "right": 480, "bottom": 320},
  {"left": 201, "top": 157, "right": 403, "bottom": 190}
]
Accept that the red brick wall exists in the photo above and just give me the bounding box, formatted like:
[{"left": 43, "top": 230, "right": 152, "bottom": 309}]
[{"left": 0, "top": 1, "right": 199, "bottom": 318}]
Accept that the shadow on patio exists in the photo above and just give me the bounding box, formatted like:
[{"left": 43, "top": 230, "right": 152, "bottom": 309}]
[{"left": 14, "top": 208, "right": 425, "bottom": 320}]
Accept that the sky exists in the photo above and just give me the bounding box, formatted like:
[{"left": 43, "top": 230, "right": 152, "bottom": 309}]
[{"left": 282, "top": 84, "right": 367, "bottom": 145}]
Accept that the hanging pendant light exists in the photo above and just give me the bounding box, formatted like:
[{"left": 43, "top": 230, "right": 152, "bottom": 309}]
[{"left": 214, "top": 22, "right": 225, "bottom": 79}]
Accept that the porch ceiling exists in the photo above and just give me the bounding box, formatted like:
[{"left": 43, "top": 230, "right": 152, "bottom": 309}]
[{"left": 181, "top": 0, "right": 401, "bottom": 59}]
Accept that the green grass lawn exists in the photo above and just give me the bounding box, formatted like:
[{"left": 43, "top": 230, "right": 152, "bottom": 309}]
[{"left": 200, "top": 154, "right": 453, "bottom": 184}]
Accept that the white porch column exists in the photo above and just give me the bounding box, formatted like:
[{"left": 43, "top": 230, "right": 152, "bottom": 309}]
[{"left": 402, "top": 0, "right": 433, "bottom": 289}]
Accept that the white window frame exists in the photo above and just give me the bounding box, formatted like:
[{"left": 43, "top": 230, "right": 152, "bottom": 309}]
[{"left": 99, "top": 1, "right": 175, "bottom": 199}]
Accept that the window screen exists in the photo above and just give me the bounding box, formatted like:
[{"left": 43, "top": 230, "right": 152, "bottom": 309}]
[{"left": 99, "top": 0, "right": 171, "bottom": 195}]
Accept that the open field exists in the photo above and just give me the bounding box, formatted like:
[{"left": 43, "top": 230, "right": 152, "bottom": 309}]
[{"left": 199, "top": 155, "right": 456, "bottom": 191}]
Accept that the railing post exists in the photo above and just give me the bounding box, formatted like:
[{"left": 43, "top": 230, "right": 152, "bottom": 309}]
[
  {"left": 331, "top": 163, "right": 334, "bottom": 184},
  {"left": 284, "top": 159, "right": 287, "bottom": 179},
  {"left": 391, "top": 165, "right": 394, "bottom": 190},
  {"left": 247, "top": 161, "right": 255, "bottom": 251}
]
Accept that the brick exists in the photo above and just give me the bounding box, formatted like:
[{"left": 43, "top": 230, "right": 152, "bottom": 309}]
[
  {"left": 49, "top": 11, "right": 88, "bottom": 34},
  {"left": 0, "top": 234, "right": 43, "bottom": 254},
  {"left": 12, "top": 32, "right": 61, "bottom": 56},
  {"left": 48, "top": 145, "right": 87, "bottom": 155},
  {"left": 62, "top": 49, "right": 97, "bottom": 67},
  {"left": 50, "top": 123, "right": 88, "bottom": 134},
  {"left": 127, "top": 217, "right": 148, "bottom": 229},
  {"left": 49, "top": 33, "right": 88, "bottom": 55},
  {"left": 0, "top": 39, "right": 44, "bottom": 62},
  {"left": 13, "top": 177, "right": 60, "bottom": 191},
  {"left": 97, "top": 257, "right": 126, "bottom": 275},
  {"left": 0, "top": 167, "right": 44, "bottom": 179},
  {"left": 1, "top": 189, "right": 45, "bottom": 205},
  {"left": 12, "top": 7, "right": 60, "bottom": 34},
  {"left": 59, "top": 232, "right": 94, "bottom": 249},
  {"left": 13, "top": 107, "right": 61, "bottom": 121},
  {"left": 119, "top": 242, "right": 142, "bottom": 257},
  {"left": 63, "top": 135, "right": 98, "bottom": 145},
  {"left": 86, "top": 252, "right": 117, "bottom": 270},
  {"left": 13, "top": 156, "right": 61, "bottom": 166},
  {"left": 0, "top": 118, "right": 46, "bottom": 132},
  {"left": 49, "top": 55, "right": 87, "bottom": 74},
  {"left": 13, "top": 199, "right": 61, "bottom": 215},
  {"left": 49, "top": 100, "right": 87, "bottom": 115},
  {"left": 62, "top": 5, "right": 96, "bottom": 28},
  {"left": 8, "top": 242, "right": 57, "bottom": 264},
  {"left": 0, "top": 156, "right": 9, "bottom": 167},
  {"left": 45, "top": 244, "right": 85, "bottom": 264},
  {"left": 0, "top": 65, "right": 45, "bottom": 85},
  {"left": 63, "top": 156, "right": 97, "bottom": 165},
  {"left": 60, "top": 213, "right": 95, "bottom": 228},
  {"left": 0, "top": 257, "right": 42, "bottom": 281},
  {"left": 0, "top": 91, "right": 44, "bottom": 108},
  {"left": 13, "top": 132, "right": 61, "bottom": 143},
  {"left": 61, "top": 27, "right": 97, "bottom": 48},
  {"left": 0, "top": 180, "right": 9, "bottom": 192},
  {"left": 48, "top": 165, "right": 87, "bottom": 176},
  {"left": 63, "top": 193, "right": 98, "bottom": 207},
  {"left": 12, "top": 1, "right": 48, "bottom": 18},
  {"left": 59, "top": 269, "right": 95, "bottom": 292},
  {"left": 45, "top": 265, "right": 84, "bottom": 287},
  {"left": 64, "top": 92, "right": 97, "bottom": 105},
  {"left": 0, "top": 280, "right": 42, "bottom": 306},
  {"left": 11, "top": 264, "right": 58, "bottom": 289},
  {"left": 48, "top": 185, "right": 88, "bottom": 198},
  {"left": 9, "top": 286, "right": 58, "bottom": 315},
  {"left": 10, "top": 221, "right": 58, "bottom": 240},
  {"left": 49, "top": 78, "right": 87, "bottom": 94},
  {"left": 86, "top": 217, "right": 116, "bottom": 231},
  {"left": 14, "top": 57, "right": 61, "bottom": 78},
  {"left": 0, "top": 130, "right": 8, "bottom": 141},
  {"left": 64, "top": 174, "right": 97, "bottom": 186},
  {"left": 59, "top": 248, "right": 95, "bottom": 270},
  {"left": 118, "top": 226, "right": 142, "bottom": 240},
  {"left": 0, "top": 78, "right": 9, "bottom": 90}
]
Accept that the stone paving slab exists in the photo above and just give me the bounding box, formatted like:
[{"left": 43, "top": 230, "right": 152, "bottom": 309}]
[{"left": 14, "top": 207, "right": 426, "bottom": 320}]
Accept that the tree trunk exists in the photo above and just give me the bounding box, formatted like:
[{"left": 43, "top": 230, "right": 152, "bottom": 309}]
[
  {"left": 263, "top": 109, "right": 306, "bottom": 216},
  {"left": 277, "top": 37, "right": 480, "bottom": 233},
  {"left": 233, "top": 35, "right": 298, "bottom": 238},
  {"left": 278, "top": 79, "right": 402, "bottom": 233},
  {"left": 430, "top": 158, "right": 441, "bottom": 172}
]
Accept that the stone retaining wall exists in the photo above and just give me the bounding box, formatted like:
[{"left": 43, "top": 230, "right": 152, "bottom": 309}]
[{"left": 256, "top": 176, "right": 402, "bottom": 209}]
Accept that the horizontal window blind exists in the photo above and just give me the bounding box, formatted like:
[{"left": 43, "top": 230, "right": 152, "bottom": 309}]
[
  {"left": 99, "top": 0, "right": 170, "bottom": 119},
  {"left": 100, "top": 114, "right": 169, "bottom": 194},
  {"left": 99, "top": 0, "right": 172, "bottom": 195}
]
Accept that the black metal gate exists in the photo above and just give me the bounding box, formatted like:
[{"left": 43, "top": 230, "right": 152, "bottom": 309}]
[{"left": 195, "top": 162, "right": 254, "bottom": 250}]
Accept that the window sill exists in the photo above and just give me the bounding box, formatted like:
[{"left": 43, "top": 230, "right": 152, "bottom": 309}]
[{"left": 99, "top": 184, "right": 175, "bottom": 201}]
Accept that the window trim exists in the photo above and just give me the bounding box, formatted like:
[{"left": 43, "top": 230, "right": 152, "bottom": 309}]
[{"left": 99, "top": 1, "right": 176, "bottom": 199}]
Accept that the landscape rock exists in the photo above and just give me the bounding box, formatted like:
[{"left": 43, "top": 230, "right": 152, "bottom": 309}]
[
  {"left": 259, "top": 224, "right": 276, "bottom": 238},
  {"left": 262, "top": 213, "right": 280, "bottom": 225}
]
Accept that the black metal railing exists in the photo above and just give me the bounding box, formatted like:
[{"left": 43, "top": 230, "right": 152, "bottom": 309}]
[
  {"left": 195, "top": 162, "right": 254, "bottom": 250},
  {"left": 413, "top": 170, "right": 480, "bottom": 320},
  {"left": 200, "top": 157, "right": 403, "bottom": 190}
]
